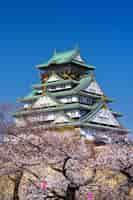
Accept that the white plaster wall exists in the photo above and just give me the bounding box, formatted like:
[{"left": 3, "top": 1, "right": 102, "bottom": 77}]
[
  {"left": 59, "top": 96, "right": 78, "bottom": 103},
  {"left": 28, "top": 113, "right": 55, "bottom": 122},
  {"left": 48, "top": 84, "right": 72, "bottom": 92},
  {"left": 66, "top": 110, "right": 80, "bottom": 118}
]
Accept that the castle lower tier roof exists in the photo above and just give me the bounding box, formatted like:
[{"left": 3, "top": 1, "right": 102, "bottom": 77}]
[
  {"left": 79, "top": 91, "right": 113, "bottom": 102},
  {"left": 17, "top": 95, "right": 42, "bottom": 103},
  {"left": 47, "top": 75, "right": 93, "bottom": 97},
  {"left": 45, "top": 76, "right": 111, "bottom": 101},
  {"left": 54, "top": 122, "right": 128, "bottom": 133},
  {"left": 18, "top": 92, "right": 109, "bottom": 103},
  {"left": 111, "top": 111, "right": 123, "bottom": 117},
  {"left": 18, "top": 76, "right": 92, "bottom": 102},
  {"left": 19, "top": 76, "right": 113, "bottom": 103},
  {"left": 13, "top": 103, "right": 93, "bottom": 117}
]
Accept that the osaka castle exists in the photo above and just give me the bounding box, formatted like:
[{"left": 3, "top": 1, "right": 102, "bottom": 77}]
[{"left": 13, "top": 47, "right": 128, "bottom": 143}]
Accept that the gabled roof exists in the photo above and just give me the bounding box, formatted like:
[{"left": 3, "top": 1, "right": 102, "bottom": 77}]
[
  {"left": 33, "top": 95, "right": 58, "bottom": 108},
  {"left": 36, "top": 47, "right": 95, "bottom": 69},
  {"left": 81, "top": 102, "right": 121, "bottom": 127},
  {"left": 84, "top": 79, "right": 104, "bottom": 95}
]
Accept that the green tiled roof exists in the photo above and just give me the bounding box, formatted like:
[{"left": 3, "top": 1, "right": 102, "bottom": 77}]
[
  {"left": 19, "top": 74, "right": 111, "bottom": 104},
  {"left": 36, "top": 48, "right": 95, "bottom": 69},
  {"left": 17, "top": 88, "right": 43, "bottom": 102},
  {"left": 112, "top": 111, "right": 123, "bottom": 117},
  {"left": 19, "top": 74, "right": 103, "bottom": 103},
  {"left": 13, "top": 103, "right": 93, "bottom": 117},
  {"left": 17, "top": 94, "right": 42, "bottom": 103},
  {"left": 19, "top": 75, "right": 92, "bottom": 102},
  {"left": 48, "top": 122, "right": 128, "bottom": 132},
  {"left": 28, "top": 89, "right": 38, "bottom": 97},
  {"left": 79, "top": 91, "right": 111, "bottom": 100},
  {"left": 79, "top": 123, "right": 128, "bottom": 132},
  {"left": 71, "top": 60, "right": 95, "bottom": 69},
  {"left": 49, "top": 75, "right": 93, "bottom": 97}
]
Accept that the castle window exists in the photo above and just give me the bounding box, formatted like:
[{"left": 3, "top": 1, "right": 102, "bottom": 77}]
[
  {"left": 80, "top": 96, "right": 94, "bottom": 105},
  {"left": 66, "top": 110, "right": 80, "bottom": 118},
  {"left": 47, "top": 84, "right": 72, "bottom": 92}
]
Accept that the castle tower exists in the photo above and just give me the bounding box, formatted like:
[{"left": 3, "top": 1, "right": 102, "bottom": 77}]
[{"left": 13, "top": 48, "right": 128, "bottom": 143}]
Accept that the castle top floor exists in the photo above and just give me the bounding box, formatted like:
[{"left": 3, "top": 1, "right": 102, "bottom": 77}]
[{"left": 36, "top": 47, "right": 95, "bottom": 77}]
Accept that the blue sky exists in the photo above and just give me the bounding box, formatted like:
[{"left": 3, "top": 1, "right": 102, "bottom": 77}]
[{"left": 0, "top": 0, "right": 133, "bottom": 130}]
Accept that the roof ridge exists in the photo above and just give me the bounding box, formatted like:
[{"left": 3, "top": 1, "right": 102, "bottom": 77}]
[{"left": 53, "top": 47, "right": 79, "bottom": 56}]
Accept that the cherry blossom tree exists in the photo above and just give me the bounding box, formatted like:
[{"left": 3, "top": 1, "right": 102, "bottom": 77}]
[{"left": 0, "top": 104, "right": 133, "bottom": 200}]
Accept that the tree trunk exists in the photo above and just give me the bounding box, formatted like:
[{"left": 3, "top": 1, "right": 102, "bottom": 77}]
[
  {"left": 13, "top": 171, "right": 23, "bottom": 200},
  {"left": 65, "top": 184, "right": 79, "bottom": 200}
]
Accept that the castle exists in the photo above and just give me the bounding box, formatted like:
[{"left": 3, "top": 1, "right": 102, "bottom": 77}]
[{"left": 13, "top": 47, "right": 128, "bottom": 143}]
